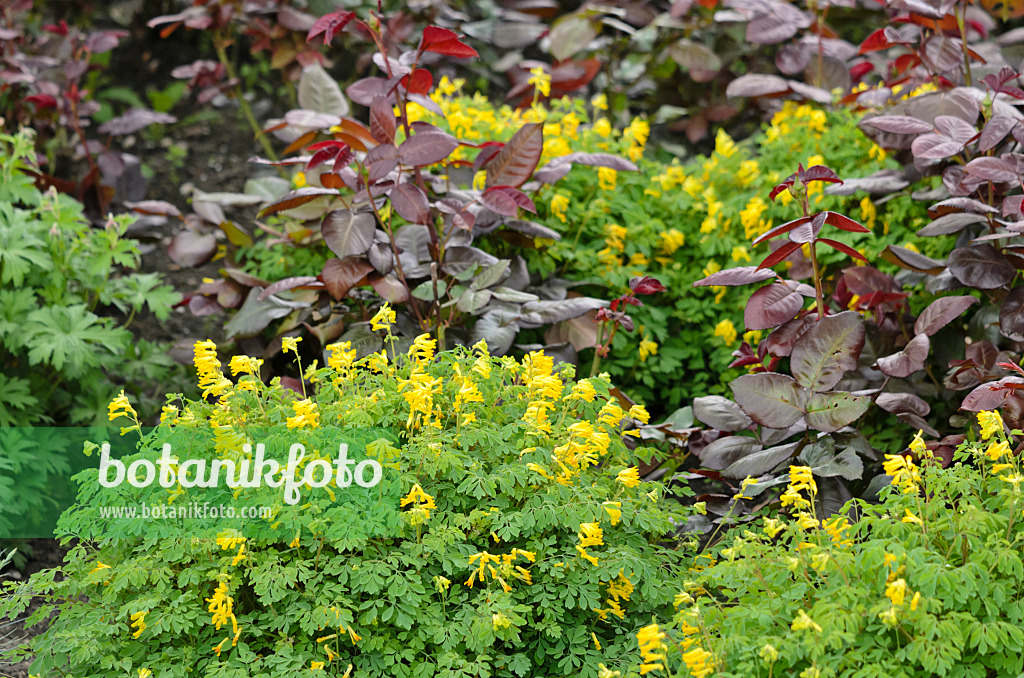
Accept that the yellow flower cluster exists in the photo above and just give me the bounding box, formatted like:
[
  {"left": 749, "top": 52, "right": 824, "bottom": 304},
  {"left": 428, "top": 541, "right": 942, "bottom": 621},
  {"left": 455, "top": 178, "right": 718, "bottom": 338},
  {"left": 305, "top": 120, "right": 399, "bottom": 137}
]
[
  {"left": 595, "top": 571, "right": 633, "bottom": 621},
  {"left": 206, "top": 580, "right": 241, "bottom": 653},
  {"left": 713, "top": 319, "right": 737, "bottom": 346},
  {"left": 576, "top": 521, "right": 604, "bottom": 566},
  {"left": 883, "top": 452, "right": 921, "bottom": 495},
  {"left": 130, "top": 609, "right": 148, "bottom": 639},
  {"left": 765, "top": 102, "right": 828, "bottom": 147},
  {"left": 400, "top": 483, "right": 436, "bottom": 525},
  {"left": 194, "top": 339, "right": 232, "bottom": 400},
  {"left": 464, "top": 548, "right": 535, "bottom": 591},
  {"left": 636, "top": 623, "right": 667, "bottom": 675},
  {"left": 740, "top": 195, "right": 772, "bottom": 240}
]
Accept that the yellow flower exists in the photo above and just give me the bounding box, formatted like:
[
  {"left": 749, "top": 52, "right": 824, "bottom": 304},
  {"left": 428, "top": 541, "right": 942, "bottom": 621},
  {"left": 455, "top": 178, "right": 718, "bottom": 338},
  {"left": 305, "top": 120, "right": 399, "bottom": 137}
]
[
  {"left": 986, "top": 440, "right": 1010, "bottom": 461},
  {"left": 597, "top": 664, "right": 621, "bottom": 678},
  {"left": 763, "top": 517, "right": 786, "bottom": 538},
  {"left": 286, "top": 398, "right": 319, "bottom": 429},
  {"left": 370, "top": 303, "right": 396, "bottom": 331},
  {"left": 659, "top": 228, "right": 685, "bottom": 255},
  {"left": 714, "top": 128, "right": 737, "bottom": 157},
  {"left": 859, "top": 195, "right": 877, "bottom": 230},
  {"left": 629, "top": 404, "right": 650, "bottom": 424},
  {"left": 229, "top": 355, "right": 263, "bottom": 377},
  {"left": 909, "top": 430, "right": 926, "bottom": 455},
  {"left": 528, "top": 66, "right": 551, "bottom": 97},
  {"left": 311, "top": 661, "right": 325, "bottom": 671},
  {"left": 978, "top": 410, "right": 1003, "bottom": 440},
  {"left": 760, "top": 643, "right": 779, "bottom": 663},
  {"left": 130, "top": 609, "right": 148, "bottom": 639},
  {"left": 139, "top": 670, "right": 152, "bottom": 678},
  {"left": 593, "top": 118, "right": 612, "bottom": 138},
  {"left": 617, "top": 467, "right": 641, "bottom": 488},
  {"left": 598, "top": 167, "right": 617, "bottom": 191},
  {"left": 550, "top": 193, "right": 570, "bottom": 223},
  {"left": 327, "top": 341, "right": 357, "bottom": 372},
  {"left": 910, "top": 591, "right": 922, "bottom": 611},
  {"left": 107, "top": 390, "right": 137, "bottom": 422},
  {"left": 401, "top": 483, "right": 436, "bottom": 522},
  {"left": 731, "top": 246, "right": 751, "bottom": 263},
  {"left": 883, "top": 454, "right": 921, "bottom": 494},
  {"left": 293, "top": 171, "right": 307, "bottom": 188},
  {"left": 194, "top": 339, "right": 232, "bottom": 399},
  {"left": 791, "top": 609, "right": 822, "bottom": 633},
  {"left": 602, "top": 501, "right": 622, "bottom": 525},
  {"left": 592, "top": 632, "right": 602, "bottom": 651},
  {"left": 639, "top": 338, "right": 658, "bottom": 362},
  {"left": 636, "top": 623, "right": 667, "bottom": 673},
  {"left": 886, "top": 578, "right": 908, "bottom": 606},
  {"left": 409, "top": 333, "right": 437, "bottom": 365},
  {"left": 879, "top": 607, "right": 898, "bottom": 627},
  {"left": 578, "top": 522, "right": 604, "bottom": 547},
  {"left": 903, "top": 241, "right": 921, "bottom": 253},
  {"left": 591, "top": 93, "right": 608, "bottom": 111},
  {"left": 282, "top": 336, "right": 302, "bottom": 354},
  {"left": 714, "top": 319, "right": 737, "bottom": 345},
  {"left": 902, "top": 509, "right": 923, "bottom": 525}
]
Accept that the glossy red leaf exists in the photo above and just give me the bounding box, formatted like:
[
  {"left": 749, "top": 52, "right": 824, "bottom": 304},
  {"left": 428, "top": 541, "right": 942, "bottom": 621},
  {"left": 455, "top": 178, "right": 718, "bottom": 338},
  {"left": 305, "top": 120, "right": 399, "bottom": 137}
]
[
  {"left": 307, "top": 10, "right": 355, "bottom": 45},
  {"left": 753, "top": 216, "right": 812, "bottom": 245},
  {"left": 818, "top": 238, "right": 868, "bottom": 262},
  {"left": 419, "top": 26, "right": 479, "bottom": 59},
  {"left": 757, "top": 241, "right": 802, "bottom": 269},
  {"left": 823, "top": 211, "right": 870, "bottom": 233},
  {"left": 630, "top": 276, "right": 666, "bottom": 295}
]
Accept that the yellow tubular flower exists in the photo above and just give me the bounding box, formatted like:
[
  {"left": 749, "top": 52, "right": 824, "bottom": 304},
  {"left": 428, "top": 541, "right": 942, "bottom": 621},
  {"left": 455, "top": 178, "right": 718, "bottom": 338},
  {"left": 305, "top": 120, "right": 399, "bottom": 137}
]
[
  {"left": 108, "top": 390, "right": 137, "bottom": 422},
  {"left": 639, "top": 338, "right": 658, "bottom": 362},
  {"left": 617, "top": 467, "right": 641, "bottom": 488},
  {"left": 714, "top": 319, "right": 737, "bottom": 345},
  {"left": 194, "top": 340, "right": 232, "bottom": 399},
  {"left": 978, "top": 410, "right": 1004, "bottom": 440},
  {"left": 370, "top": 303, "right": 396, "bottom": 332},
  {"left": 528, "top": 66, "right": 551, "bottom": 97},
  {"left": 550, "top": 193, "right": 570, "bottom": 223},
  {"left": 282, "top": 336, "right": 302, "bottom": 354},
  {"left": 598, "top": 167, "right": 617, "bottom": 191},
  {"left": 986, "top": 440, "right": 1010, "bottom": 461},
  {"left": 791, "top": 609, "right": 822, "bottom": 633},
  {"left": 286, "top": 399, "right": 319, "bottom": 430}
]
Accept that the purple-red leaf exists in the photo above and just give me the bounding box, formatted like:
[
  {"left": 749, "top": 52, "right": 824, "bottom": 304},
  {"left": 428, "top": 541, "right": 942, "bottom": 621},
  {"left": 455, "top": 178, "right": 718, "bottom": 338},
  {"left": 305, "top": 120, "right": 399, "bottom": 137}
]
[
  {"left": 397, "top": 127, "right": 459, "bottom": 166},
  {"left": 258, "top": 276, "right": 323, "bottom": 301},
  {"left": 307, "top": 10, "right": 355, "bottom": 45},
  {"left": 369, "top": 96, "right": 396, "bottom": 145},
  {"left": 757, "top": 241, "right": 802, "bottom": 270},
  {"left": 630, "top": 276, "right": 666, "bottom": 295},
  {"left": 484, "top": 123, "right": 544, "bottom": 188},
  {"left": 914, "top": 296, "right": 979, "bottom": 336},
  {"left": 390, "top": 183, "right": 431, "bottom": 224},
  {"left": 823, "top": 211, "right": 871, "bottom": 233},
  {"left": 694, "top": 266, "right": 776, "bottom": 287},
  {"left": 753, "top": 216, "right": 812, "bottom": 245},
  {"left": 876, "top": 332, "right": 930, "bottom": 377},
  {"left": 744, "top": 282, "right": 804, "bottom": 330},
  {"left": 258, "top": 188, "right": 337, "bottom": 217},
  {"left": 818, "top": 238, "right": 868, "bottom": 262},
  {"left": 419, "top": 26, "right": 479, "bottom": 59},
  {"left": 860, "top": 115, "right": 933, "bottom": 134}
]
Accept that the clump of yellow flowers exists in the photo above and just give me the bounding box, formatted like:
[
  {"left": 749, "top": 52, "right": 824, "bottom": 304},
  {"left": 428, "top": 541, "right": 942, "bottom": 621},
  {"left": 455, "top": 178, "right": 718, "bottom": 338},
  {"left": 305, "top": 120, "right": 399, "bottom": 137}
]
[{"left": 92, "top": 301, "right": 689, "bottom": 678}]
